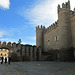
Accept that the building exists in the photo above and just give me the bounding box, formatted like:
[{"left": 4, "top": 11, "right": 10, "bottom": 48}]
[
  {"left": 0, "top": 47, "right": 9, "bottom": 62},
  {"left": 0, "top": 41, "right": 41, "bottom": 61},
  {"left": 36, "top": 0, "right": 75, "bottom": 61}
]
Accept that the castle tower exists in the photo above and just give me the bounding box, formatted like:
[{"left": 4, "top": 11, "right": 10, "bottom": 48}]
[
  {"left": 58, "top": 0, "right": 72, "bottom": 49},
  {"left": 36, "top": 25, "right": 45, "bottom": 51}
]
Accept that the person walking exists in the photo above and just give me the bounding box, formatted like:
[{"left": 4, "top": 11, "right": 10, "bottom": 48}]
[
  {"left": 1, "top": 57, "right": 4, "bottom": 64},
  {"left": 5, "top": 57, "right": 7, "bottom": 63}
]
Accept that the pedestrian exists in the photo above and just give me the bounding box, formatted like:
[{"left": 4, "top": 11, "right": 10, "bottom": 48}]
[
  {"left": 8, "top": 57, "right": 11, "bottom": 64},
  {"left": 1, "top": 57, "right": 4, "bottom": 64},
  {"left": 5, "top": 57, "right": 7, "bottom": 63}
]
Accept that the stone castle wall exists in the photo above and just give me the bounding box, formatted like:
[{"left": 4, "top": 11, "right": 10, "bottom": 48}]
[
  {"left": 36, "top": 0, "right": 75, "bottom": 61},
  {"left": 44, "top": 23, "right": 59, "bottom": 51},
  {"left": 0, "top": 41, "right": 42, "bottom": 61},
  {"left": 36, "top": 25, "right": 45, "bottom": 51},
  {"left": 36, "top": 0, "right": 73, "bottom": 51},
  {"left": 70, "top": 9, "right": 75, "bottom": 48}
]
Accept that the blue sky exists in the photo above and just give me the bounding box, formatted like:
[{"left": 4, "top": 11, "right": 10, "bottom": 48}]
[{"left": 0, "top": 0, "right": 75, "bottom": 45}]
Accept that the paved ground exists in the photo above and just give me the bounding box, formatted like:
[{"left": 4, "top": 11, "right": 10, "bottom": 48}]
[{"left": 0, "top": 61, "right": 75, "bottom": 75}]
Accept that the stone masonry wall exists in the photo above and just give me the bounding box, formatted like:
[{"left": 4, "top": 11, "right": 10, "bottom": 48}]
[
  {"left": 70, "top": 9, "right": 75, "bottom": 48},
  {"left": 0, "top": 41, "right": 42, "bottom": 61},
  {"left": 36, "top": 0, "right": 73, "bottom": 52},
  {"left": 44, "top": 23, "right": 59, "bottom": 51}
]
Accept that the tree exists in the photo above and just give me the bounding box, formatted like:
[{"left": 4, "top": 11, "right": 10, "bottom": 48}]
[
  {"left": 18, "top": 39, "right": 22, "bottom": 44},
  {"left": 11, "top": 52, "right": 19, "bottom": 62}
]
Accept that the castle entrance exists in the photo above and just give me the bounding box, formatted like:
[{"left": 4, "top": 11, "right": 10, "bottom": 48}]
[{"left": 0, "top": 48, "right": 10, "bottom": 62}]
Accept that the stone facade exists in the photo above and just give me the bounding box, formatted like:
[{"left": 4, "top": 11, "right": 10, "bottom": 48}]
[
  {"left": 0, "top": 41, "right": 41, "bottom": 61},
  {"left": 36, "top": 0, "right": 75, "bottom": 61}
]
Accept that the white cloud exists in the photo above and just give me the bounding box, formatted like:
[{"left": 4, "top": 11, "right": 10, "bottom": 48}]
[
  {"left": 0, "top": 31, "right": 6, "bottom": 37},
  {"left": 0, "top": 28, "right": 18, "bottom": 43},
  {"left": 26, "top": 36, "right": 36, "bottom": 41},
  {"left": 0, "top": 38, "right": 18, "bottom": 44},
  {"left": 22, "top": 36, "right": 36, "bottom": 45},
  {"left": 0, "top": 38, "right": 9, "bottom": 41},
  {"left": 0, "top": 0, "right": 10, "bottom": 9},
  {"left": 20, "top": 0, "right": 75, "bottom": 27},
  {"left": 33, "top": 36, "right": 36, "bottom": 40}
]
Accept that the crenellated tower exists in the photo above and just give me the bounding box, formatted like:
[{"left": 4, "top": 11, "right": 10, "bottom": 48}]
[
  {"left": 70, "top": 6, "right": 75, "bottom": 48},
  {"left": 57, "top": 0, "right": 72, "bottom": 49},
  {"left": 36, "top": 25, "right": 45, "bottom": 51},
  {"left": 35, "top": 0, "right": 75, "bottom": 61}
]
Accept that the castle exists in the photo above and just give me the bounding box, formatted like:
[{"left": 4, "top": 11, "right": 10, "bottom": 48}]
[
  {"left": 0, "top": 0, "right": 75, "bottom": 62},
  {"left": 36, "top": 0, "right": 75, "bottom": 61}
]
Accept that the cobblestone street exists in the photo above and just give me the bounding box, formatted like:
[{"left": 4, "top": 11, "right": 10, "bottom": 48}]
[{"left": 0, "top": 61, "right": 75, "bottom": 75}]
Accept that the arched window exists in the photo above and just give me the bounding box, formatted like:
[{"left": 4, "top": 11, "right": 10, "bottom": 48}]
[
  {"left": 5, "top": 54, "right": 6, "bottom": 56},
  {"left": 1, "top": 53, "right": 3, "bottom": 56}
]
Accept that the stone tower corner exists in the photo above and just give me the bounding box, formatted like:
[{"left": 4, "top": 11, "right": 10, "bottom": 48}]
[
  {"left": 36, "top": 25, "right": 45, "bottom": 51},
  {"left": 57, "top": 0, "right": 72, "bottom": 49}
]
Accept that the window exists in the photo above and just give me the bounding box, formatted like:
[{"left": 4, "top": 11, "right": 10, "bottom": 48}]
[
  {"left": 48, "top": 40, "right": 49, "bottom": 42},
  {"left": 1, "top": 53, "right": 2, "bottom": 56},
  {"left": 55, "top": 36, "right": 59, "bottom": 42},
  {"left": 56, "top": 36, "right": 58, "bottom": 42},
  {"left": 5, "top": 54, "right": 6, "bottom": 56}
]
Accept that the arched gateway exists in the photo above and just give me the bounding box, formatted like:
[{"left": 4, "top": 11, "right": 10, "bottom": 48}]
[{"left": 0, "top": 47, "right": 10, "bottom": 62}]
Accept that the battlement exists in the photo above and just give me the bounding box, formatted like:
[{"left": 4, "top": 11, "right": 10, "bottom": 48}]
[
  {"left": 36, "top": 25, "right": 45, "bottom": 30},
  {"left": 44, "top": 20, "right": 58, "bottom": 34},
  {"left": 70, "top": 8, "right": 75, "bottom": 17},
  {"left": 58, "top": 0, "right": 70, "bottom": 13},
  {"left": 0, "top": 41, "right": 16, "bottom": 48},
  {"left": 0, "top": 41, "right": 34, "bottom": 49}
]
